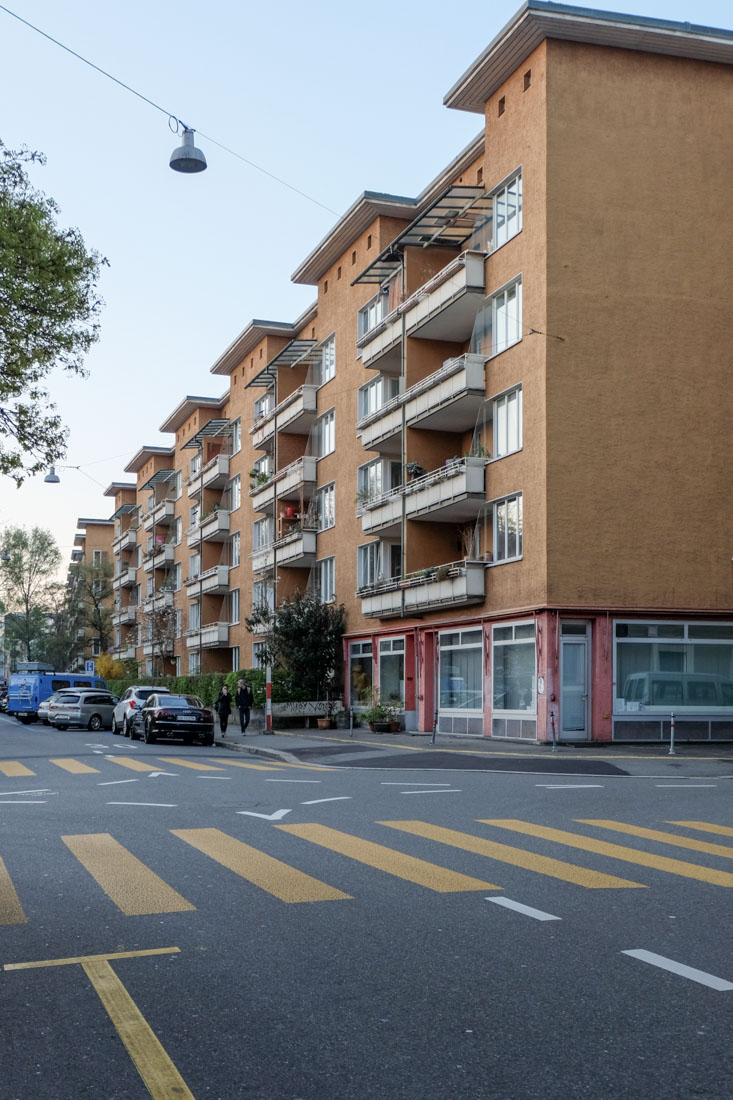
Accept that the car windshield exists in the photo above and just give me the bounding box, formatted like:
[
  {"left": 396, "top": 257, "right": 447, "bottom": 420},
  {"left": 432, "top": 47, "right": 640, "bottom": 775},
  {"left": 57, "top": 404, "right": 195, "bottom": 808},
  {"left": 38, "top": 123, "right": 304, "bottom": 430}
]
[
  {"left": 137, "top": 688, "right": 169, "bottom": 701},
  {"left": 158, "top": 695, "right": 205, "bottom": 709},
  {"left": 55, "top": 694, "right": 80, "bottom": 704}
]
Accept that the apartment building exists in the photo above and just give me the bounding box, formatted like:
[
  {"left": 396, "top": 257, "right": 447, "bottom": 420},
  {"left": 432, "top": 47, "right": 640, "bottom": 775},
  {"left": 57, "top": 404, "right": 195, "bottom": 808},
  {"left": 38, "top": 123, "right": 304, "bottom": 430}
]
[
  {"left": 68, "top": 516, "right": 115, "bottom": 668},
  {"left": 72, "top": 2, "right": 733, "bottom": 742}
]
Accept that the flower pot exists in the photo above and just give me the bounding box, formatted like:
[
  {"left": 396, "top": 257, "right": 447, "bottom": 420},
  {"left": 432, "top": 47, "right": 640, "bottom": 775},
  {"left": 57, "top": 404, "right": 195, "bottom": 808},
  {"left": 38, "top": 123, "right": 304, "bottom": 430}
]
[
  {"left": 285, "top": 506, "right": 296, "bottom": 518},
  {"left": 316, "top": 718, "right": 333, "bottom": 729},
  {"left": 374, "top": 722, "right": 390, "bottom": 733},
  {"left": 388, "top": 721, "right": 401, "bottom": 733}
]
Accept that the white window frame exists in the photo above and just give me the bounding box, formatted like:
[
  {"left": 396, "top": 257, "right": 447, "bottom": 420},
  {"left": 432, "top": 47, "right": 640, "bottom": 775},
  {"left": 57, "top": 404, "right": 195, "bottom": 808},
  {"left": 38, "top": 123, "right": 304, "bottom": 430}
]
[
  {"left": 252, "top": 579, "right": 274, "bottom": 614},
  {"left": 492, "top": 620, "right": 537, "bottom": 716},
  {"left": 254, "top": 391, "right": 274, "bottom": 422},
  {"left": 231, "top": 418, "right": 242, "bottom": 455},
  {"left": 230, "top": 589, "right": 240, "bottom": 626},
  {"left": 492, "top": 170, "right": 522, "bottom": 250},
  {"left": 315, "top": 557, "right": 335, "bottom": 604},
  {"left": 314, "top": 409, "right": 335, "bottom": 458},
  {"left": 315, "top": 482, "right": 335, "bottom": 531},
  {"left": 357, "top": 375, "right": 399, "bottom": 421},
  {"left": 491, "top": 492, "right": 523, "bottom": 563},
  {"left": 231, "top": 532, "right": 241, "bottom": 568},
  {"left": 174, "top": 562, "right": 182, "bottom": 591},
  {"left": 316, "top": 335, "right": 335, "bottom": 387},
  {"left": 492, "top": 385, "right": 523, "bottom": 460},
  {"left": 358, "top": 290, "right": 389, "bottom": 340},
  {"left": 231, "top": 646, "right": 240, "bottom": 671},
  {"left": 229, "top": 474, "right": 241, "bottom": 512},
  {"left": 490, "top": 277, "right": 522, "bottom": 357},
  {"left": 174, "top": 516, "right": 182, "bottom": 545},
  {"left": 357, "top": 542, "right": 380, "bottom": 590},
  {"left": 253, "top": 516, "right": 272, "bottom": 552}
]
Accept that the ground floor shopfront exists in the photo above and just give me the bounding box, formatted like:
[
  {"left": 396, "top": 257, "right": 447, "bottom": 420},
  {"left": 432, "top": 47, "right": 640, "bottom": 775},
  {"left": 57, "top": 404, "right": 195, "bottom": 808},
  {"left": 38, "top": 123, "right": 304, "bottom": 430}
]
[{"left": 345, "top": 612, "right": 733, "bottom": 742}]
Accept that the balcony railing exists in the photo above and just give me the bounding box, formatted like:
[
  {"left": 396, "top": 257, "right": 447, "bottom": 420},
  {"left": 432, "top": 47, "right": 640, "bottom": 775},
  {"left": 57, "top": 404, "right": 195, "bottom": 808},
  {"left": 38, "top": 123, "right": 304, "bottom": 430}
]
[
  {"left": 143, "top": 589, "right": 174, "bottom": 613},
  {"left": 199, "top": 509, "right": 231, "bottom": 542},
  {"left": 184, "top": 622, "right": 230, "bottom": 649},
  {"left": 142, "top": 498, "right": 176, "bottom": 531},
  {"left": 186, "top": 454, "right": 231, "bottom": 497},
  {"left": 360, "top": 457, "right": 486, "bottom": 534},
  {"left": 116, "top": 644, "right": 138, "bottom": 661},
  {"left": 143, "top": 543, "right": 176, "bottom": 572},
  {"left": 112, "top": 527, "right": 138, "bottom": 553},
  {"left": 250, "top": 528, "right": 318, "bottom": 573},
  {"left": 358, "top": 559, "right": 486, "bottom": 619},
  {"left": 112, "top": 606, "right": 138, "bottom": 626},
  {"left": 189, "top": 565, "right": 230, "bottom": 596},
  {"left": 112, "top": 567, "right": 137, "bottom": 590},
  {"left": 250, "top": 385, "right": 318, "bottom": 449}
]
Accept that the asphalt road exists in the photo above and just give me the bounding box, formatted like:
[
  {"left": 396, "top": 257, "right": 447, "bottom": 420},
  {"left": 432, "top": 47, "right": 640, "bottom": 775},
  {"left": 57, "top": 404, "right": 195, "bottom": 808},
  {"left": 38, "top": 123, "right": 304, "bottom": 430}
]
[{"left": 1, "top": 713, "right": 731, "bottom": 1099}]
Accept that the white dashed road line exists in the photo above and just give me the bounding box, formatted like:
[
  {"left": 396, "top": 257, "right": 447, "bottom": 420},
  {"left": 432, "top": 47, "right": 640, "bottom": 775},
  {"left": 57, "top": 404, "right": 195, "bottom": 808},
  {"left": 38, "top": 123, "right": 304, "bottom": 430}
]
[
  {"left": 622, "top": 949, "right": 733, "bottom": 991},
  {"left": 486, "top": 897, "right": 561, "bottom": 921},
  {"left": 301, "top": 796, "right": 352, "bottom": 805}
]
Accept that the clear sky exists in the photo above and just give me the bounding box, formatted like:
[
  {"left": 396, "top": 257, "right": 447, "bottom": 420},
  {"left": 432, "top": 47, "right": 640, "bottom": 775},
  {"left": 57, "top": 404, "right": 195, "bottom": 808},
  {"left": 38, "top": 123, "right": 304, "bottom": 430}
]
[{"left": 1, "top": 0, "right": 731, "bottom": 575}]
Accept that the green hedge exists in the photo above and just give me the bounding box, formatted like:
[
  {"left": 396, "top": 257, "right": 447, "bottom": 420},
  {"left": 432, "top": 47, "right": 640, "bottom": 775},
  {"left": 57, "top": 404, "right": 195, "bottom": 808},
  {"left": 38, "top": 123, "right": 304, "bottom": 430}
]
[{"left": 104, "top": 667, "right": 312, "bottom": 709}]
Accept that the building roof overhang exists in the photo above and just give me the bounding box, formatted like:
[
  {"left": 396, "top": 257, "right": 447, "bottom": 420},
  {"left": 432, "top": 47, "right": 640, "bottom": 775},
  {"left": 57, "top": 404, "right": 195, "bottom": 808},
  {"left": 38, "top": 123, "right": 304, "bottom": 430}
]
[
  {"left": 183, "top": 418, "right": 232, "bottom": 450},
  {"left": 209, "top": 302, "right": 319, "bottom": 376},
  {"left": 124, "top": 446, "right": 175, "bottom": 474},
  {"left": 159, "top": 395, "right": 228, "bottom": 434},
  {"left": 102, "top": 482, "right": 136, "bottom": 497},
  {"left": 445, "top": 0, "right": 733, "bottom": 114},
  {"left": 76, "top": 517, "right": 113, "bottom": 528}
]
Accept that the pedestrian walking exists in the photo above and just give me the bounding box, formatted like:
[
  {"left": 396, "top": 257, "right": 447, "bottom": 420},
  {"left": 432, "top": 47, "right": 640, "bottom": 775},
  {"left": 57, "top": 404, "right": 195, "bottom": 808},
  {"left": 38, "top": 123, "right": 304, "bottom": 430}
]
[
  {"left": 235, "top": 678, "right": 254, "bottom": 735},
  {"left": 214, "top": 684, "right": 232, "bottom": 736}
]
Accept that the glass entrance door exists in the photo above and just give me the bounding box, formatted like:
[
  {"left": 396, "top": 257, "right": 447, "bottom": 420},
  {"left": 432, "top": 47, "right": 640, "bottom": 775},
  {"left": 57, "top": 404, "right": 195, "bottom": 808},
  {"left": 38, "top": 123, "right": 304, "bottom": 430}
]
[{"left": 560, "top": 627, "right": 590, "bottom": 740}]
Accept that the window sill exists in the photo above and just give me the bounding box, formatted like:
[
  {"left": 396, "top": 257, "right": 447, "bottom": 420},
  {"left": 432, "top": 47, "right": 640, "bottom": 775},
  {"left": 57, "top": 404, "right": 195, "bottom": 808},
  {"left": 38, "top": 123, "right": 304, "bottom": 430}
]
[
  {"left": 487, "top": 554, "right": 523, "bottom": 567},
  {"left": 488, "top": 446, "right": 523, "bottom": 465},
  {"left": 488, "top": 336, "right": 522, "bottom": 361}
]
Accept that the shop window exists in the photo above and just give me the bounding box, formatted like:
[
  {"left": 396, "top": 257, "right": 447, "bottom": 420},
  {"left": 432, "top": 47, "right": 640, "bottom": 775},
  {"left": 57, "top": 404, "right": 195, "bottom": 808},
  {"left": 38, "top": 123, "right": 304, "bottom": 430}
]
[
  {"left": 614, "top": 621, "right": 733, "bottom": 713},
  {"left": 379, "top": 637, "right": 405, "bottom": 706},
  {"left": 439, "top": 629, "right": 483, "bottom": 711},
  {"left": 350, "top": 641, "right": 373, "bottom": 706},
  {"left": 492, "top": 621, "right": 536, "bottom": 713}
]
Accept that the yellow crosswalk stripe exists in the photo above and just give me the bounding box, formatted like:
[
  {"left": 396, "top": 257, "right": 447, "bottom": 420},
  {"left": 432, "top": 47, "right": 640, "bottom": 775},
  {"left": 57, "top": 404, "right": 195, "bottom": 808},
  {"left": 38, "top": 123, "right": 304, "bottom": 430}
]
[
  {"left": 667, "top": 821, "right": 733, "bottom": 838},
  {"left": 380, "top": 821, "right": 644, "bottom": 889},
  {"left": 172, "top": 828, "right": 350, "bottom": 903},
  {"left": 61, "top": 834, "right": 195, "bottom": 915},
  {"left": 479, "top": 820, "right": 733, "bottom": 887},
  {"left": 578, "top": 820, "right": 733, "bottom": 859},
  {"left": 105, "top": 757, "right": 163, "bottom": 773},
  {"left": 0, "top": 854, "right": 27, "bottom": 925},
  {"left": 50, "top": 758, "right": 100, "bottom": 775},
  {"left": 155, "top": 758, "right": 223, "bottom": 771},
  {"left": 279, "top": 823, "right": 501, "bottom": 892},
  {"left": 205, "top": 759, "right": 279, "bottom": 771},
  {"left": 0, "top": 761, "right": 35, "bottom": 777}
]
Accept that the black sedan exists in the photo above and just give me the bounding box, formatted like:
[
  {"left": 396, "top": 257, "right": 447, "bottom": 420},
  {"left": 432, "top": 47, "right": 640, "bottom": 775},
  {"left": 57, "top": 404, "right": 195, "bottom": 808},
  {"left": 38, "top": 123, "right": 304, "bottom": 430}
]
[{"left": 130, "top": 693, "right": 215, "bottom": 745}]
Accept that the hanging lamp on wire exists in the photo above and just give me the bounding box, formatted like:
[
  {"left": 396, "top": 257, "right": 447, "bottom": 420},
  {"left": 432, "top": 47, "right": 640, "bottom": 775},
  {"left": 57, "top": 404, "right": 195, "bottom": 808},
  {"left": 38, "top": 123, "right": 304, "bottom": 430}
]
[{"left": 169, "top": 126, "right": 207, "bottom": 173}]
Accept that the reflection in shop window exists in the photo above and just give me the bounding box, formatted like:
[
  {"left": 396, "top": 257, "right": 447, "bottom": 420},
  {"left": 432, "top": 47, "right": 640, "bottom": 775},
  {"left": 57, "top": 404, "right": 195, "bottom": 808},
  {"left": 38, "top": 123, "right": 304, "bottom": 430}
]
[
  {"left": 350, "top": 641, "right": 373, "bottom": 705},
  {"left": 614, "top": 621, "right": 733, "bottom": 712},
  {"left": 492, "top": 622, "right": 536, "bottom": 713},
  {"left": 439, "top": 630, "right": 483, "bottom": 711},
  {"left": 379, "top": 637, "right": 405, "bottom": 706}
]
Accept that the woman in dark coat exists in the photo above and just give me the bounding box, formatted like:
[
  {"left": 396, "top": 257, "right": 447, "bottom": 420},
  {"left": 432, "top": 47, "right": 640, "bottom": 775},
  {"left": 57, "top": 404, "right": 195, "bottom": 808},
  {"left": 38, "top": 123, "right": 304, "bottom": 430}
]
[{"left": 214, "top": 684, "right": 232, "bottom": 735}]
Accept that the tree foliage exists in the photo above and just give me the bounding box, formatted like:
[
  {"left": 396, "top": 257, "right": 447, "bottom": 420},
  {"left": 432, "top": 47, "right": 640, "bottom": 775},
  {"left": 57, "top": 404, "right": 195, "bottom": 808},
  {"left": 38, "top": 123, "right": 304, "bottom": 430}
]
[
  {"left": 0, "top": 141, "right": 106, "bottom": 483},
  {"left": 72, "top": 558, "right": 114, "bottom": 653},
  {"left": 0, "top": 526, "right": 61, "bottom": 661},
  {"left": 247, "top": 590, "right": 346, "bottom": 700}
]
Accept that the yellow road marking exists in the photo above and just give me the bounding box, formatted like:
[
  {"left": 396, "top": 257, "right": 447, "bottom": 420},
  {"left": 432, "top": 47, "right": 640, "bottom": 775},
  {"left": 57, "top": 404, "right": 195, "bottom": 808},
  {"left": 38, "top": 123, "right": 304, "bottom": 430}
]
[
  {"left": 380, "top": 821, "right": 644, "bottom": 889},
  {"left": 279, "top": 823, "right": 501, "bottom": 892},
  {"left": 205, "top": 759, "right": 279, "bottom": 771},
  {"left": 0, "top": 855, "right": 26, "bottom": 925},
  {"left": 105, "top": 757, "right": 162, "bottom": 773},
  {"left": 156, "top": 758, "right": 222, "bottom": 771},
  {"left": 50, "top": 758, "right": 100, "bottom": 775},
  {"left": 479, "top": 820, "right": 733, "bottom": 887},
  {"left": 5, "top": 947, "right": 180, "bottom": 970},
  {"left": 578, "top": 820, "right": 733, "bottom": 859},
  {"left": 172, "top": 828, "right": 350, "bottom": 903},
  {"left": 0, "top": 761, "right": 35, "bottom": 777},
  {"left": 266, "top": 761, "right": 341, "bottom": 772},
  {"left": 668, "top": 821, "right": 733, "bottom": 838},
  {"left": 61, "top": 834, "right": 195, "bottom": 915},
  {"left": 82, "top": 957, "right": 194, "bottom": 1099}
]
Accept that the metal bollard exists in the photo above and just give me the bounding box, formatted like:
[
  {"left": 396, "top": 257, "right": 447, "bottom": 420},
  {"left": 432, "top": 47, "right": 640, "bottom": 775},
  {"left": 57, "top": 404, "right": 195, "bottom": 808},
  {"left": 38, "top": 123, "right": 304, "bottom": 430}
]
[
  {"left": 550, "top": 710, "right": 557, "bottom": 752},
  {"left": 668, "top": 711, "right": 676, "bottom": 755},
  {"left": 349, "top": 707, "right": 354, "bottom": 738}
]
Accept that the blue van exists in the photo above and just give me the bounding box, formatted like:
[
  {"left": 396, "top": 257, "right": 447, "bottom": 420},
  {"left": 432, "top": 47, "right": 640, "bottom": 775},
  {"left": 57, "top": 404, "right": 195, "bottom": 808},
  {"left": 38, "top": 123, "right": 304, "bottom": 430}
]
[{"left": 7, "top": 669, "right": 107, "bottom": 724}]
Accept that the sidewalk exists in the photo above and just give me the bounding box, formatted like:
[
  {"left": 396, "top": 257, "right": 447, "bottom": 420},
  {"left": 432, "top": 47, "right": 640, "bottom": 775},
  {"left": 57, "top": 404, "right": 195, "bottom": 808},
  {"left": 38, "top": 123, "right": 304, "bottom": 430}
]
[{"left": 212, "top": 718, "right": 733, "bottom": 778}]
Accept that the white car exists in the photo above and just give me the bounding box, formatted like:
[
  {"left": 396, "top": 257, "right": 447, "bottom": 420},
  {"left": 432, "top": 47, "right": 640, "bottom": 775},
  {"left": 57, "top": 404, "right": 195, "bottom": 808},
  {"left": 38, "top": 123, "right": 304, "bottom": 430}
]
[{"left": 111, "top": 686, "right": 171, "bottom": 737}]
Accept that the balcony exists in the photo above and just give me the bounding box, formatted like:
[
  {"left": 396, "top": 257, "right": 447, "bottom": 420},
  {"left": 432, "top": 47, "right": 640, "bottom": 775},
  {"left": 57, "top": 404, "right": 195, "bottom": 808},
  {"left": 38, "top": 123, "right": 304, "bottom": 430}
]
[
  {"left": 143, "top": 543, "right": 175, "bottom": 572},
  {"left": 185, "top": 622, "right": 230, "bottom": 649},
  {"left": 250, "top": 528, "right": 318, "bottom": 573},
  {"left": 250, "top": 385, "right": 318, "bottom": 450},
  {"left": 184, "top": 565, "right": 230, "bottom": 597},
  {"left": 116, "top": 644, "right": 137, "bottom": 661},
  {"left": 112, "top": 567, "right": 137, "bottom": 590},
  {"left": 361, "top": 457, "right": 486, "bottom": 535},
  {"left": 143, "top": 640, "right": 174, "bottom": 658},
  {"left": 359, "top": 559, "right": 486, "bottom": 619},
  {"left": 186, "top": 523, "right": 201, "bottom": 548},
  {"left": 143, "top": 589, "right": 174, "bottom": 613},
  {"left": 112, "top": 527, "right": 138, "bottom": 553},
  {"left": 112, "top": 606, "right": 138, "bottom": 627},
  {"left": 199, "top": 509, "right": 231, "bottom": 543},
  {"left": 187, "top": 454, "right": 230, "bottom": 497},
  {"left": 143, "top": 499, "right": 176, "bottom": 531}
]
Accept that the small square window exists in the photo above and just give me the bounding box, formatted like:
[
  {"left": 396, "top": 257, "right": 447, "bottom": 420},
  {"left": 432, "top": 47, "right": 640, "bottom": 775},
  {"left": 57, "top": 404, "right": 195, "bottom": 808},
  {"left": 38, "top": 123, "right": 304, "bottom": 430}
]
[
  {"left": 498, "top": 96, "right": 505, "bottom": 116},
  {"left": 523, "top": 70, "right": 531, "bottom": 91}
]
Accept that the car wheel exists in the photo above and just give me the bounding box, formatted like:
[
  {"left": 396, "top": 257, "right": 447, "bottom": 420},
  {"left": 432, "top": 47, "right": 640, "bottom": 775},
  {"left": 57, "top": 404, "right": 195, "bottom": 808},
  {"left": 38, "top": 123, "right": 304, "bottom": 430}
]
[
  {"left": 143, "top": 720, "right": 156, "bottom": 745},
  {"left": 123, "top": 717, "right": 132, "bottom": 738},
  {"left": 111, "top": 716, "right": 119, "bottom": 735},
  {"left": 183, "top": 734, "right": 193, "bottom": 746},
  {"left": 88, "top": 714, "right": 103, "bottom": 732},
  {"left": 56, "top": 724, "right": 68, "bottom": 731},
  {"left": 203, "top": 733, "right": 214, "bottom": 747},
  {"left": 42, "top": 719, "right": 50, "bottom": 726}
]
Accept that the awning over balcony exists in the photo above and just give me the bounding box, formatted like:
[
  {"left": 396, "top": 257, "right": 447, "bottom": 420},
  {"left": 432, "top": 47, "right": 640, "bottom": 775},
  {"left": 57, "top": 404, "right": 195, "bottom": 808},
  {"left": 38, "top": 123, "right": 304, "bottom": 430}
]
[
  {"left": 140, "top": 468, "right": 175, "bottom": 491},
  {"left": 183, "top": 418, "right": 231, "bottom": 450},
  {"left": 353, "top": 185, "right": 491, "bottom": 284},
  {"left": 245, "top": 339, "right": 317, "bottom": 389}
]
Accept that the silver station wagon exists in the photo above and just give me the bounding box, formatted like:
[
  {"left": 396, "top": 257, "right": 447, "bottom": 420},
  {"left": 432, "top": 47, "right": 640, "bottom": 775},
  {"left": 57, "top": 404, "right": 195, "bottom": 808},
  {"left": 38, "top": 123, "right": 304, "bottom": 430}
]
[{"left": 48, "top": 690, "right": 118, "bottom": 731}]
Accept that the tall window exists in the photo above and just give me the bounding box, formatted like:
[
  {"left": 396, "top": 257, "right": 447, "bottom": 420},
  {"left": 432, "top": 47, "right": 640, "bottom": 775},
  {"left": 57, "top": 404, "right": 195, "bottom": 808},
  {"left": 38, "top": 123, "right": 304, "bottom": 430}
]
[
  {"left": 314, "top": 557, "right": 335, "bottom": 603},
  {"left": 357, "top": 375, "right": 399, "bottom": 421},
  {"left": 492, "top": 171, "right": 522, "bottom": 249},
  {"left": 314, "top": 409, "right": 335, "bottom": 458},
  {"left": 252, "top": 579, "right": 274, "bottom": 614},
  {"left": 189, "top": 602, "right": 200, "bottom": 631},
  {"left": 230, "top": 589, "right": 240, "bottom": 625},
  {"left": 493, "top": 386, "right": 522, "bottom": 458},
  {"left": 357, "top": 542, "right": 380, "bottom": 589},
  {"left": 379, "top": 637, "right": 405, "bottom": 706},
  {"left": 231, "top": 532, "right": 240, "bottom": 567},
  {"left": 175, "top": 609, "right": 182, "bottom": 638},
  {"left": 231, "top": 418, "right": 241, "bottom": 454},
  {"left": 189, "top": 651, "right": 200, "bottom": 674},
  {"left": 254, "top": 391, "right": 273, "bottom": 422},
  {"left": 350, "top": 641, "right": 373, "bottom": 704},
  {"left": 253, "top": 517, "right": 272, "bottom": 551},
  {"left": 174, "top": 562, "right": 182, "bottom": 591},
  {"left": 315, "top": 483, "right": 335, "bottom": 531},
  {"left": 229, "top": 474, "right": 241, "bottom": 511},
  {"left": 492, "top": 622, "right": 536, "bottom": 713},
  {"left": 174, "top": 516, "right": 182, "bottom": 545},
  {"left": 439, "top": 630, "right": 483, "bottom": 711},
  {"left": 314, "top": 335, "right": 335, "bottom": 386},
  {"left": 493, "top": 493, "right": 523, "bottom": 562},
  {"left": 190, "top": 452, "right": 201, "bottom": 478},
  {"left": 358, "top": 292, "right": 389, "bottom": 340},
  {"left": 190, "top": 552, "right": 200, "bottom": 579},
  {"left": 190, "top": 504, "right": 199, "bottom": 530},
  {"left": 231, "top": 646, "right": 240, "bottom": 671},
  {"left": 173, "top": 470, "right": 182, "bottom": 499},
  {"left": 491, "top": 278, "right": 522, "bottom": 356},
  {"left": 93, "top": 549, "right": 102, "bottom": 565}
]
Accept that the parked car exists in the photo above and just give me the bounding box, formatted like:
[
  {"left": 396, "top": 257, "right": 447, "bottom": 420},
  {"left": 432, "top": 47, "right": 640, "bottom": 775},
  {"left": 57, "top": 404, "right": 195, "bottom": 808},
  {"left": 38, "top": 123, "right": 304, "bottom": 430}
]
[
  {"left": 0, "top": 690, "right": 8, "bottom": 713},
  {"left": 129, "top": 693, "right": 215, "bottom": 745},
  {"left": 48, "top": 690, "right": 118, "bottom": 731},
  {"left": 38, "top": 690, "right": 80, "bottom": 725},
  {"left": 111, "top": 685, "right": 171, "bottom": 737},
  {"left": 6, "top": 670, "right": 107, "bottom": 723},
  {"left": 622, "top": 671, "right": 733, "bottom": 710}
]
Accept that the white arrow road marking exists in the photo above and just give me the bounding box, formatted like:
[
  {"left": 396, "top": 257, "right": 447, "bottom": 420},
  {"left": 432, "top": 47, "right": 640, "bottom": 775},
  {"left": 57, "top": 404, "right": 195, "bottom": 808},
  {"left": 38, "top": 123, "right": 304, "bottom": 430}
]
[
  {"left": 487, "top": 897, "right": 561, "bottom": 921},
  {"left": 147, "top": 772, "right": 179, "bottom": 778},
  {"left": 236, "top": 809, "right": 292, "bottom": 821},
  {"left": 98, "top": 779, "right": 139, "bottom": 787},
  {"left": 301, "top": 796, "right": 352, "bottom": 805},
  {"left": 106, "top": 802, "right": 178, "bottom": 808},
  {"left": 86, "top": 744, "right": 107, "bottom": 748},
  {"left": 622, "top": 950, "right": 733, "bottom": 991}
]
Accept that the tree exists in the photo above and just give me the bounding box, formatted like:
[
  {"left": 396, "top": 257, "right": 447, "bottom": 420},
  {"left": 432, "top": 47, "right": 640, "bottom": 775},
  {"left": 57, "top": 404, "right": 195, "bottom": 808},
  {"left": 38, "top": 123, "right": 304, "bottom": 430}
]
[
  {"left": 138, "top": 599, "right": 178, "bottom": 678},
  {"left": 0, "top": 526, "right": 61, "bottom": 661},
  {"left": 248, "top": 590, "right": 346, "bottom": 701},
  {"left": 33, "top": 581, "right": 81, "bottom": 670},
  {"left": 0, "top": 141, "right": 106, "bottom": 483},
  {"left": 73, "top": 558, "right": 114, "bottom": 654}
]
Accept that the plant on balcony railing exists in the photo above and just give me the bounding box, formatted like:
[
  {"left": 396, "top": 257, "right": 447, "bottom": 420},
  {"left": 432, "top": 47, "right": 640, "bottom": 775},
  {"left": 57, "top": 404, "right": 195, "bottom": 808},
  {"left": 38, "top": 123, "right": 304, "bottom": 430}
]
[
  {"left": 249, "top": 468, "right": 270, "bottom": 490},
  {"left": 199, "top": 502, "right": 223, "bottom": 524}
]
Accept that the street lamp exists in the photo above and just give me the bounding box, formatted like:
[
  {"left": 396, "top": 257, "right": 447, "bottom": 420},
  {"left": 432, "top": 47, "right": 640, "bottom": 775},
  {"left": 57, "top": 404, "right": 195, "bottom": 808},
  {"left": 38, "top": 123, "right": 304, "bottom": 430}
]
[
  {"left": 169, "top": 128, "right": 207, "bottom": 173},
  {"left": 44, "top": 466, "right": 61, "bottom": 483}
]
